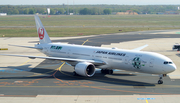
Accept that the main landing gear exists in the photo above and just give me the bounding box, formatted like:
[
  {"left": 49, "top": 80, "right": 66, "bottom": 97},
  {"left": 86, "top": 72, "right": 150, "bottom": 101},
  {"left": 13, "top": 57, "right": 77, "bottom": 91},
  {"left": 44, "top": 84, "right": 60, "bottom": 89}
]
[
  {"left": 101, "top": 69, "right": 113, "bottom": 74},
  {"left": 73, "top": 71, "right": 77, "bottom": 76},
  {"left": 158, "top": 74, "right": 167, "bottom": 84}
]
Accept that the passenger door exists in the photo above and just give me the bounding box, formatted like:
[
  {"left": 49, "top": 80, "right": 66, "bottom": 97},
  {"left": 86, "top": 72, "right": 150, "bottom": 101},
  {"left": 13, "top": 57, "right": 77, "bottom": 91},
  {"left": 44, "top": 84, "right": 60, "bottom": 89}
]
[{"left": 149, "top": 59, "right": 154, "bottom": 68}]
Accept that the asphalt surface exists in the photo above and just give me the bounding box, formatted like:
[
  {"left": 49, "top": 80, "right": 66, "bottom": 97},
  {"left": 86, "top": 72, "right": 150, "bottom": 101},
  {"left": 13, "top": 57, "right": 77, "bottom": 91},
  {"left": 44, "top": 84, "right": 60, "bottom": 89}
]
[
  {"left": 29, "top": 30, "right": 180, "bottom": 46},
  {"left": 1, "top": 30, "right": 180, "bottom": 96}
]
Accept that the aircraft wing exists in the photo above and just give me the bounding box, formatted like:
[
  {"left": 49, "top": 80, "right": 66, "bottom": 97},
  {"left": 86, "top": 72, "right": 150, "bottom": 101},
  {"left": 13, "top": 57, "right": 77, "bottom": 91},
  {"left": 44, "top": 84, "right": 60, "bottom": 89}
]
[
  {"left": 132, "top": 44, "right": 148, "bottom": 51},
  {"left": 0, "top": 54, "right": 106, "bottom": 66}
]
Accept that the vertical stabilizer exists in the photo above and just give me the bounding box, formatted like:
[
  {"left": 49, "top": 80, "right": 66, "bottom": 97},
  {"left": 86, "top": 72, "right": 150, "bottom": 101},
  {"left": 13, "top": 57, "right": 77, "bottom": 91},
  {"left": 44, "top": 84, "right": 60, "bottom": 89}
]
[{"left": 34, "top": 15, "right": 51, "bottom": 44}]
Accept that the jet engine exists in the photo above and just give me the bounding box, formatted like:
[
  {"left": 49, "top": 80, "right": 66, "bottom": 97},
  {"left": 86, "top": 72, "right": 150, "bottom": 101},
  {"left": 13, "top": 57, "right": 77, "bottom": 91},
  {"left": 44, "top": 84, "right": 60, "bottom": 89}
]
[{"left": 74, "top": 62, "right": 95, "bottom": 77}]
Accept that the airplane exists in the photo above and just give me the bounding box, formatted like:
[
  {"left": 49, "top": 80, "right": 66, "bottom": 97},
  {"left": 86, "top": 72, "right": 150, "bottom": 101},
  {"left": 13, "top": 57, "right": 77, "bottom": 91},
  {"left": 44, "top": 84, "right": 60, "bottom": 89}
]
[{"left": 0, "top": 15, "right": 176, "bottom": 84}]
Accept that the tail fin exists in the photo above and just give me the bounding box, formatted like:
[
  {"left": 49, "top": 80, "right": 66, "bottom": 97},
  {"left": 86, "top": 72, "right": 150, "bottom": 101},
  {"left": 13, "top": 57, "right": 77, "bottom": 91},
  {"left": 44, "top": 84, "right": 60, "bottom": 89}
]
[{"left": 34, "top": 15, "right": 51, "bottom": 44}]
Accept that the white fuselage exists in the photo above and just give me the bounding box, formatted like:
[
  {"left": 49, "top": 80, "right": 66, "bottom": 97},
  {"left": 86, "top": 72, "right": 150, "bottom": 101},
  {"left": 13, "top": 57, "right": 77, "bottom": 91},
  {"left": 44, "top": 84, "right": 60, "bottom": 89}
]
[{"left": 36, "top": 43, "right": 176, "bottom": 75}]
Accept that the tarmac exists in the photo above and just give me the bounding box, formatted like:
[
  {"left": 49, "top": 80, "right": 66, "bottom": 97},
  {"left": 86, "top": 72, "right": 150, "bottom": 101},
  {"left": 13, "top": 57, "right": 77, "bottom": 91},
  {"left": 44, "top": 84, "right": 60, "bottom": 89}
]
[{"left": 0, "top": 29, "right": 180, "bottom": 103}]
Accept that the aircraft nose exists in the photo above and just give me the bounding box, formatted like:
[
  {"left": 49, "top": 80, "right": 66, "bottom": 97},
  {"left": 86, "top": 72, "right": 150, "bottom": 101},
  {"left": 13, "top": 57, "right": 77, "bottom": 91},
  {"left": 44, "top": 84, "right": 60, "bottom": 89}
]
[{"left": 168, "top": 64, "right": 177, "bottom": 73}]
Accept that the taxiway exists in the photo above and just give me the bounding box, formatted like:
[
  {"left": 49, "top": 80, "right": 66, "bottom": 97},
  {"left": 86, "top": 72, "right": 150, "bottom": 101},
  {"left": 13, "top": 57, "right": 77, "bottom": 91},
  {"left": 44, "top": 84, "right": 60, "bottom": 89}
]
[{"left": 0, "top": 30, "right": 180, "bottom": 102}]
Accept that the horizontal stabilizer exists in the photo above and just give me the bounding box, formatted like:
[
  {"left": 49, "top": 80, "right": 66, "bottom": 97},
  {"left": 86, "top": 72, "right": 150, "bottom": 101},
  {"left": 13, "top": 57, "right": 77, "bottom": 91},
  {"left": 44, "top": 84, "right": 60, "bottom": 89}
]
[{"left": 8, "top": 44, "right": 43, "bottom": 50}]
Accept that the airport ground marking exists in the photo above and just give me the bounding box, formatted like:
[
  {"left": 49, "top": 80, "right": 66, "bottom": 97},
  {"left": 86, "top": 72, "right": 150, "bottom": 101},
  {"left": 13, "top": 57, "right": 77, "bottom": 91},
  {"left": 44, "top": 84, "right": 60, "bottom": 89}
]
[
  {"left": 58, "top": 62, "right": 66, "bottom": 71},
  {"left": 58, "top": 63, "right": 75, "bottom": 77},
  {"left": 0, "top": 48, "right": 8, "bottom": 50},
  {"left": 82, "top": 39, "right": 88, "bottom": 45},
  {"left": 19, "top": 53, "right": 41, "bottom": 66},
  {"left": 52, "top": 62, "right": 65, "bottom": 83},
  {"left": 20, "top": 59, "right": 32, "bottom": 66},
  {"left": 26, "top": 63, "right": 63, "bottom": 77},
  {"left": 137, "top": 98, "right": 155, "bottom": 100},
  {"left": 26, "top": 71, "right": 54, "bottom": 77},
  {"left": 24, "top": 62, "right": 65, "bottom": 84},
  {"left": 146, "top": 100, "right": 148, "bottom": 103}
]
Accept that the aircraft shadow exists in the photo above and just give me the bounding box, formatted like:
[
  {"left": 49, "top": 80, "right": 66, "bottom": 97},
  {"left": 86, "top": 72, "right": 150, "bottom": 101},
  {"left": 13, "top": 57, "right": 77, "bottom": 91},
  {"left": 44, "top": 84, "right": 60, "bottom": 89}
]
[
  {"left": 54, "top": 70, "right": 155, "bottom": 87},
  {"left": 176, "top": 53, "right": 180, "bottom": 57},
  {"left": 0, "top": 60, "right": 155, "bottom": 87}
]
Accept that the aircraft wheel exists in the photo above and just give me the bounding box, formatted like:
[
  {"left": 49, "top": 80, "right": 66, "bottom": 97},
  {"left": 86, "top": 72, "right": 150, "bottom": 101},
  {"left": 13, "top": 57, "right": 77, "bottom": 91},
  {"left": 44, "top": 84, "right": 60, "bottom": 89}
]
[
  {"left": 158, "top": 80, "right": 163, "bottom": 84},
  {"left": 101, "top": 69, "right": 104, "bottom": 74},
  {"left": 105, "top": 69, "right": 109, "bottom": 74},
  {"left": 109, "top": 70, "right": 113, "bottom": 74},
  {"left": 101, "top": 69, "right": 105, "bottom": 74},
  {"left": 101, "top": 69, "right": 113, "bottom": 74}
]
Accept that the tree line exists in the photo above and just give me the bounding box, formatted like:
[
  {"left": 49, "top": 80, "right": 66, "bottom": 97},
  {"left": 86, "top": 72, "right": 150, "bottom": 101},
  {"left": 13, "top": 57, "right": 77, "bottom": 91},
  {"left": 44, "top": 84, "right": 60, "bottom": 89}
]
[{"left": 0, "top": 5, "right": 179, "bottom": 15}]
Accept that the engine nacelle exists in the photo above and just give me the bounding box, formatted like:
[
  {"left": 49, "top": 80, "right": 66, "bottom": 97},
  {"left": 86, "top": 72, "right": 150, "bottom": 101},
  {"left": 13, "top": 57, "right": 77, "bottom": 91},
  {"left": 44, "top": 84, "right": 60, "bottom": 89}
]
[{"left": 74, "top": 62, "right": 95, "bottom": 77}]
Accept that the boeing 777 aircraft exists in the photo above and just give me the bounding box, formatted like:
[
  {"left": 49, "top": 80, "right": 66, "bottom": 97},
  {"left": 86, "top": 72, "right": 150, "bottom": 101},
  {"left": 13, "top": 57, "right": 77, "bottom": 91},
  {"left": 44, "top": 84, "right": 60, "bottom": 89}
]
[{"left": 0, "top": 15, "right": 176, "bottom": 84}]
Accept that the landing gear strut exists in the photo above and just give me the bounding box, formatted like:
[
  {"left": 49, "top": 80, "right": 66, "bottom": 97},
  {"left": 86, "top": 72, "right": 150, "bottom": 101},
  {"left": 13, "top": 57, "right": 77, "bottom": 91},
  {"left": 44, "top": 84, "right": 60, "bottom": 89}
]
[{"left": 101, "top": 69, "right": 113, "bottom": 74}]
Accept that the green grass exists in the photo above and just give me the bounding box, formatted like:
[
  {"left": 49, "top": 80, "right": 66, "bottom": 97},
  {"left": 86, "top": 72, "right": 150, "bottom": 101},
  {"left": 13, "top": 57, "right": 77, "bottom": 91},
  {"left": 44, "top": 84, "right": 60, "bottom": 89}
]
[
  {"left": 0, "top": 15, "right": 180, "bottom": 37},
  {"left": 1, "top": 27, "right": 179, "bottom": 37}
]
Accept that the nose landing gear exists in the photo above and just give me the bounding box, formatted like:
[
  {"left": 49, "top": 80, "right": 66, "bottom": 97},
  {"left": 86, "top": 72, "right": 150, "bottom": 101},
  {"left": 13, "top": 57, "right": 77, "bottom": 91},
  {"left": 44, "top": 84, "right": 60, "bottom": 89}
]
[
  {"left": 158, "top": 74, "right": 167, "bottom": 84},
  {"left": 158, "top": 77, "right": 163, "bottom": 84}
]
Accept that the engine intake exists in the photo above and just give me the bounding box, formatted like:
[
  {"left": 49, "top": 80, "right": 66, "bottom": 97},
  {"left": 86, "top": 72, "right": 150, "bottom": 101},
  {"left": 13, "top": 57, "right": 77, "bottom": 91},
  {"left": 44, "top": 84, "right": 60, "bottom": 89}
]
[{"left": 75, "top": 62, "right": 95, "bottom": 77}]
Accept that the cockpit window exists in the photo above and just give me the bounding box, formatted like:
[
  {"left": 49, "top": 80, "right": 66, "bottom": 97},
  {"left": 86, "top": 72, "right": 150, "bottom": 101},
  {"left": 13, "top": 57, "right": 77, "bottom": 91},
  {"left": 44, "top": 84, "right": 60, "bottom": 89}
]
[
  {"left": 164, "top": 61, "right": 173, "bottom": 64},
  {"left": 164, "top": 61, "right": 168, "bottom": 64},
  {"left": 169, "top": 62, "right": 172, "bottom": 64}
]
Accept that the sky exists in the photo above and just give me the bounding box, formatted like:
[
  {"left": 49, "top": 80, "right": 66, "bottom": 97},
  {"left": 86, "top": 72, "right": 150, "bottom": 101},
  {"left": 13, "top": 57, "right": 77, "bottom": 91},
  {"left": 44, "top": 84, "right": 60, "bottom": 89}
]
[{"left": 1, "top": 0, "right": 180, "bottom": 5}]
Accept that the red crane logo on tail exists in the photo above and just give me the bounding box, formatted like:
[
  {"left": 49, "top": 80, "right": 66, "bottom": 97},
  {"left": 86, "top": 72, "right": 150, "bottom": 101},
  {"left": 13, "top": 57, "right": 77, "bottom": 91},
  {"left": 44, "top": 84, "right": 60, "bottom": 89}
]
[{"left": 38, "top": 27, "right": 44, "bottom": 40}]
